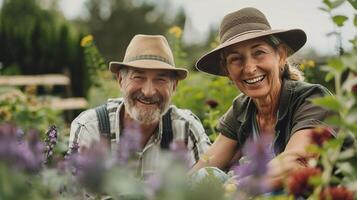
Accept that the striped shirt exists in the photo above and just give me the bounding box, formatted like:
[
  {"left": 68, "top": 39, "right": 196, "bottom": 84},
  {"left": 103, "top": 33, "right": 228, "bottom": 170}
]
[{"left": 69, "top": 98, "right": 211, "bottom": 177}]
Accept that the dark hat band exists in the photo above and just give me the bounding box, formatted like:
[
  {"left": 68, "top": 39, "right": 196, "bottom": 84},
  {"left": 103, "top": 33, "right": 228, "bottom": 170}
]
[
  {"left": 220, "top": 22, "right": 270, "bottom": 43},
  {"left": 126, "top": 55, "right": 173, "bottom": 65}
]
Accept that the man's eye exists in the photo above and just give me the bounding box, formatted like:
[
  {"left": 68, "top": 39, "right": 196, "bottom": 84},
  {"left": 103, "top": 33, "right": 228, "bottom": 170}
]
[
  {"left": 156, "top": 78, "right": 168, "bottom": 82},
  {"left": 133, "top": 76, "right": 144, "bottom": 80}
]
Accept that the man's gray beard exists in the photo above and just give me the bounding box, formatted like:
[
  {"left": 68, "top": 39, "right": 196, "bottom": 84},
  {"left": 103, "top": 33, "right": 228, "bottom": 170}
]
[{"left": 123, "top": 92, "right": 171, "bottom": 125}]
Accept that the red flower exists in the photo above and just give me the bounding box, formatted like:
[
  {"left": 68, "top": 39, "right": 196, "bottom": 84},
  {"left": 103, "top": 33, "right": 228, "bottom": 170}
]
[
  {"left": 287, "top": 167, "right": 321, "bottom": 197},
  {"left": 352, "top": 73, "right": 357, "bottom": 94},
  {"left": 310, "top": 127, "right": 334, "bottom": 147},
  {"left": 320, "top": 186, "right": 354, "bottom": 200},
  {"left": 352, "top": 84, "right": 357, "bottom": 94},
  {"left": 205, "top": 99, "right": 219, "bottom": 109}
]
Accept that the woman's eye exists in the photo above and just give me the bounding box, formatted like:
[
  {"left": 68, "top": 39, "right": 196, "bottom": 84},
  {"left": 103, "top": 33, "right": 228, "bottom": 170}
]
[
  {"left": 254, "top": 50, "right": 265, "bottom": 56},
  {"left": 226, "top": 54, "right": 241, "bottom": 64}
]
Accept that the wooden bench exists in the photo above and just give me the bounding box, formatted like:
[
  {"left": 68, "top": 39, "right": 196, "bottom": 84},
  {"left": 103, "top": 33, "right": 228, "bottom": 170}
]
[{"left": 0, "top": 74, "right": 88, "bottom": 110}]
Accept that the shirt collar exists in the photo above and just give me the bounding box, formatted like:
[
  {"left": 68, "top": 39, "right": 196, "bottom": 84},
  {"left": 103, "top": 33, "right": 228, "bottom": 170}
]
[{"left": 236, "top": 79, "right": 294, "bottom": 123}]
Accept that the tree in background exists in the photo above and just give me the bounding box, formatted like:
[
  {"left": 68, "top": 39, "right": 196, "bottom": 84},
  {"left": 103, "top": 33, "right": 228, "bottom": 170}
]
[
  {"left": 0, "top": 0, "right": 87, "bottom": 97},
  {"left": 84, "top": 0, "right": 186, "bottom": 63}
]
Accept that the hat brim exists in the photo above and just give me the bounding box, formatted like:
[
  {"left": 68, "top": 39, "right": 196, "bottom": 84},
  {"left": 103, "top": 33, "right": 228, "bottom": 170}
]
[
  {"left": 109, "top": 60, "right": 188, "bottom": 80},
  {"left": 195, "top": 29, "right": 307, "bottom": 76}
]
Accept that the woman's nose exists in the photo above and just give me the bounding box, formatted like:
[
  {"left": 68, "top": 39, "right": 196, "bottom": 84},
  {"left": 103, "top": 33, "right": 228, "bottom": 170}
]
[{"left": 243, "top": 57, "right": 257, "bottom": 74}]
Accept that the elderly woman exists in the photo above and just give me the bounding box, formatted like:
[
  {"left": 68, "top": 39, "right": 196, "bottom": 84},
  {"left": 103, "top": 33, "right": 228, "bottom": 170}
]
[{"left": 191, "top": 7, "right": 334, "bottom": 191}]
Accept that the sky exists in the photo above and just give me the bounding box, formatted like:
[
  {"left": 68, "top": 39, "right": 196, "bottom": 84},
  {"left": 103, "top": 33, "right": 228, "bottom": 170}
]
[{"left": 1, "top": 0, "right": 355, "bottom": 55}]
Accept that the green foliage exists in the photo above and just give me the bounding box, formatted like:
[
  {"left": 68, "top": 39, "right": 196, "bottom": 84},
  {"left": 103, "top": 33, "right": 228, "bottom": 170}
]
[
  {"left": 173, "top": 73, "right": 237, "bottom": 119},
  {"left": 0, "top": 89, "right": 63, "bottom": 134},
  {"left": 173, "top": 73, "right": 237, "bottom": 138},
  {"left": 333, "top": 15, "right": 349, "bottom": 26},
  {"left": 85, "top": 0, "right": 186, "bottom": 63},
  {"left": 0, "top": 0, "right": 87, "bottom": 97}
]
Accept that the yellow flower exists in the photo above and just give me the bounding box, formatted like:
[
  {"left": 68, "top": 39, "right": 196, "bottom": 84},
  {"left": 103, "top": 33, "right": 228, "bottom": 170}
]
[
  {"left": 210, "top": 36, "right": 220, "bottom": 48},
  {"left": 81, "top": 35, "right": 94, "bottom": 47},
  {"left": 306, "top": 60, "right": 315, "bottom": 68},
  {"left": 169, "top": 26, "right": 183, "bottom": 38},
  {"left": 224, "top": 183, "right": 237, "bottom": 196},
  {"left": 0, "top": 108, "right": 12, "bottom": 121}
]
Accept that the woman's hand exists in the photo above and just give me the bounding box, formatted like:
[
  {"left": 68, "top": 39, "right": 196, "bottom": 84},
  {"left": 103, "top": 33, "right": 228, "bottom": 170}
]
[{"left": 189, "top": 134, "right": 238, "bottom": 174}]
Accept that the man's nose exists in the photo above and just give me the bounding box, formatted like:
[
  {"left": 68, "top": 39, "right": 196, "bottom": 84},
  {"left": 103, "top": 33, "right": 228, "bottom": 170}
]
[{"left": 141, "top": 81, "right": 156, "bottom": 97}]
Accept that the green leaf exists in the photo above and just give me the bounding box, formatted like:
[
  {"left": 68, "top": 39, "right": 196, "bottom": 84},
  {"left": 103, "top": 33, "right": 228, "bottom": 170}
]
[
  {"left": 348, "top": 0, "right": 357, "bottom": 9},
  {"left": 328, "top": 57, "right": 345, "bottom": 72},
  {"left": 354, "top": 14, "right": 357, "bottom": 26},
  {"left": 326, "top": 31, "right": 339, "bottom": 37},
  {"left": 350, "top": 36, "right": 357, "bottom": 47},
  {"left": 325, "top": 71, "right": 335, "bottom": 82},
  {"left": 318, "top": 7, "right": 330, "bottom": 12},
  {"left": 336, "top": 162, "right": 354, "bottom": 173},
  {"left": 333, "top": 15, "right": 349, "bottom": 26},
  {"left": 311, "top": 96, "right": 342, "bottom": 111},
  {"left": 324, "top": 115, "right": 342, "bottom": 126},
  {"left": 342, "top": 53, "right": 357, "bottom": 71},
  {"left": 337, "top": 149, "right": 356, "bottom": 160},
  {"left": 342, "top": 76, "right": 357, "bottom": 91},
  {"left": 306, "top": 145, "right": 324, "bottom": 154},
  {"left": 331, "top": 0, "right": 347, "bottom": 8},
  {"left": 324, "top": 0, "right": 333, "bottom": 8},
  {"left": 325, "top": 137, "right": 344, "bottom": 149},
  {"left": 309, "top": 175, "right": 323, "bottom": 186},
  {"left": 346, "top": 123, "right": 357, "bottom": 134}
]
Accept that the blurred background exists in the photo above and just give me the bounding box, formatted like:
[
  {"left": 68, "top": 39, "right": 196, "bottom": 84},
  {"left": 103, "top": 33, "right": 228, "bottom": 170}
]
[{"left": 0, "top": 0, "right": 355, "bottom": 134}]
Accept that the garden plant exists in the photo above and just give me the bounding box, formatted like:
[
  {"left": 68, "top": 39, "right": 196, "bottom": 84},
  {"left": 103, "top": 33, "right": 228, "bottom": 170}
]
[{"left": 0, "top": 0, "right": 357, "bottom": 199}]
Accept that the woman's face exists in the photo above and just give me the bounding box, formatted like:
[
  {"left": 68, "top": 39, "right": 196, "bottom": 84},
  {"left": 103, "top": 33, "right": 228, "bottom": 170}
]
[{"left": 224, "top": 38, "right": 286, "bottom": 99}]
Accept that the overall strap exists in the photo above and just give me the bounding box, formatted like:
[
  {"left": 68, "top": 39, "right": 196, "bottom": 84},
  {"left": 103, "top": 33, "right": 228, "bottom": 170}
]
[
  {"left": 160, "top": 108, "right": 173, "bottom": 150},
  {"left": 95, "top": 104, "right": 111, "bottom": 150}
]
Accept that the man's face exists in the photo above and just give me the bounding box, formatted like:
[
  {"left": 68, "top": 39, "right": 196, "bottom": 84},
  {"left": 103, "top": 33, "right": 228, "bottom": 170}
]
[{"left": 119, "top": 68, "right": 177, "bottom": 124}]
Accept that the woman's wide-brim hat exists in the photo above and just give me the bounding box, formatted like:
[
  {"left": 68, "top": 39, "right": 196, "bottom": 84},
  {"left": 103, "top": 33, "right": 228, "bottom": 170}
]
[
  {"left": 109, "top": 34, "right": 188, "bottom": 80},
  {"left": 196, "top": 7, "right": 307, "bottom": 76}
]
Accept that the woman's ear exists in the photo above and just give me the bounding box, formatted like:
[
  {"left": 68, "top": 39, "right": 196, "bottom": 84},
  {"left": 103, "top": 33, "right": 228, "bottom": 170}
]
[{"left": 277, "top": 44, "right": 288, "bottom": 66}]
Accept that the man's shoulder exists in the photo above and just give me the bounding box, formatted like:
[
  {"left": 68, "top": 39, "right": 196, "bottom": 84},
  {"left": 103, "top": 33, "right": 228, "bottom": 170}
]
[
  {"left": 71, "top": 108, "right": 98, "bottom": 126},
  {"left": 169, "top": 105, "right": 202, "bottom": 123},
  {"left": 72, "top": 98, "right": 122, "bottom": 125},
  {"left": 106, "top": 97, "right": 123, "bottom": 112}
]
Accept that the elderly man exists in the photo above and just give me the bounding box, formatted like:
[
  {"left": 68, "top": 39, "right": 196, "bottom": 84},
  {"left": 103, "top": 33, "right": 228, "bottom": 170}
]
[{"left": 68, "top": 34, "right": 211, "bottom": 176}]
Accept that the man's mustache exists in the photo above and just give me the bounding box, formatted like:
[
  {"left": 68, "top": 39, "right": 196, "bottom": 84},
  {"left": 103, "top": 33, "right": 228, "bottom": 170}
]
[{"left": 132, "top": 91, "right": 162, "bottom": 104}]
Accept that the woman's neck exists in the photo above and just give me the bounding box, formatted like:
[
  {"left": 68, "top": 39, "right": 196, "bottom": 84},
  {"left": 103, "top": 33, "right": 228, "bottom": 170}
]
[{"left": 254, "top": 82, "right": 282, "bottom": 134}]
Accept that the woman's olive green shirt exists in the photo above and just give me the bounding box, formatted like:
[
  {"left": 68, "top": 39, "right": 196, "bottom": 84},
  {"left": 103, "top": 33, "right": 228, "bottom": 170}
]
[{"left": 217, "top": 79, "right": 333, "bottom": 155}]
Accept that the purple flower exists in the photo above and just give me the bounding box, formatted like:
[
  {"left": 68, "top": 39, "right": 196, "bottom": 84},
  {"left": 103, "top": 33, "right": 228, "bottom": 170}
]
[
  {"left": 145, "top": 174, "right": 162, "bottom": 198},
  {"left": 169, "top": 140, "right": 190, "bottom": 168},
  {"left": 230, "top": 135, "right": 274, "bottom": 195},
  {"left": 0, "top": 123, "right": 45, "bottom": 173},
  {"left": 68, "top": 142, "right": 109, "bottom": 194},
  {"left": 115, "top": 124, "right": 142, "bottom": 166},
  {"left": 44, "top": 126, "right": 58, "bottom": 165}
]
